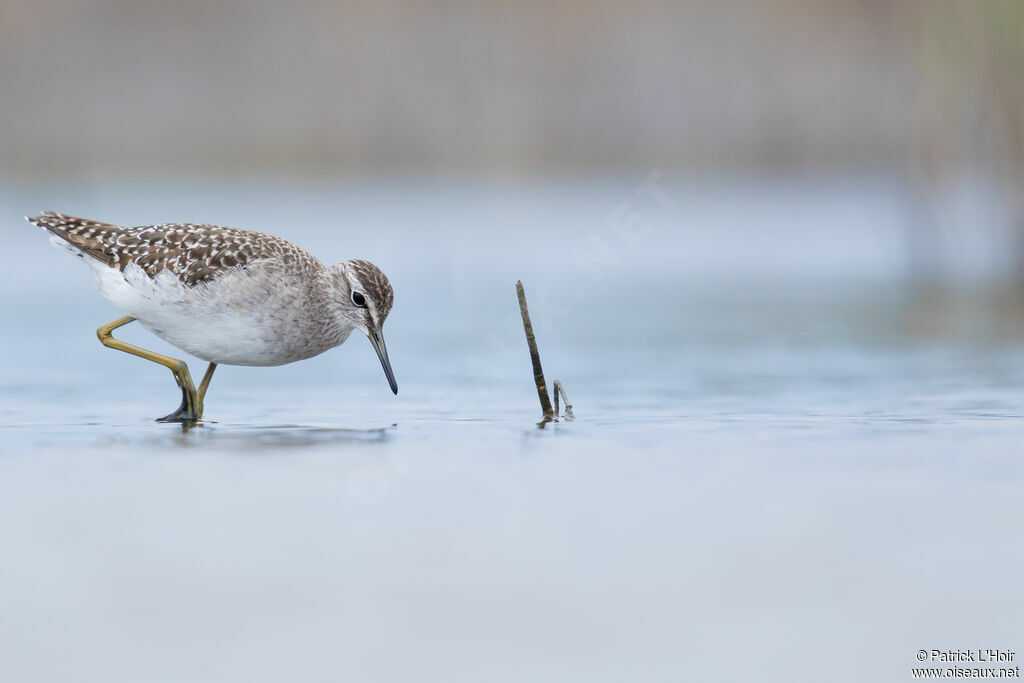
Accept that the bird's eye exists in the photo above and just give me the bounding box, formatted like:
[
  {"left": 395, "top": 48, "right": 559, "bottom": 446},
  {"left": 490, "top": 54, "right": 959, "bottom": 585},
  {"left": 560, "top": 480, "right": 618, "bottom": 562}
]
[{"left": 352, "top": 291, "right": 367, "bottom": 307}]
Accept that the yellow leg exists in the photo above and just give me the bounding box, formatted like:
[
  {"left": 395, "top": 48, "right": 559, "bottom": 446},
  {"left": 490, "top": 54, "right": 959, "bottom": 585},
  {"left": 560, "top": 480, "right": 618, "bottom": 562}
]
[
  {"left": 197, "top": 362, "right": 217, "bottom": 404},
  {"left": 96, "top": 316, "right": 205, "bottom": 422}
]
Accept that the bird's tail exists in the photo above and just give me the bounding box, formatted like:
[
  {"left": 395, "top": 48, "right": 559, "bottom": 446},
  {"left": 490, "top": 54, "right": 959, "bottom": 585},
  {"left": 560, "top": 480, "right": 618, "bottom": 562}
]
[{"left": 26, "top": 210, "right": 119, "bottom": 265}]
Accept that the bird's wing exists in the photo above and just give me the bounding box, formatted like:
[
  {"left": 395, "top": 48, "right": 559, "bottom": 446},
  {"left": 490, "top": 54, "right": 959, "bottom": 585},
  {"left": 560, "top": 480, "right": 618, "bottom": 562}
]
[{"left": 28, "top": 210, "right": 318, "bottom": 286}]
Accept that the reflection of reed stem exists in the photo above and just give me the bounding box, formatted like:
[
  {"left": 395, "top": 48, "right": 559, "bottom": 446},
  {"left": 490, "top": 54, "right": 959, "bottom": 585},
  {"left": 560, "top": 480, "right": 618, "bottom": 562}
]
[{"left": 516, "top": 280, "right": 554, "bottom": 417}]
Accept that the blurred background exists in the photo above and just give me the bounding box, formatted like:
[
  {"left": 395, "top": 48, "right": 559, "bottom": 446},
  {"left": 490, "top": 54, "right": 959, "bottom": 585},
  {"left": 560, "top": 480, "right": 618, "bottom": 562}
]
[
  {"left": 2, "top": 3, "right": 1024, "bottom": 682},
  {"left": 1, "top": 0, "right": 1022, "bottom": 335},
  {"left": 1, "top": 0, "right": 1021, "bottom": 179}
]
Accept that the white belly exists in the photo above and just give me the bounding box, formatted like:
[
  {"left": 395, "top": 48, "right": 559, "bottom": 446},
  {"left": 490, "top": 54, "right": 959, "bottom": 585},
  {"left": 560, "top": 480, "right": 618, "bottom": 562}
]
[{"left": 90, "top": 261, "right": 352, "bottom": 366}]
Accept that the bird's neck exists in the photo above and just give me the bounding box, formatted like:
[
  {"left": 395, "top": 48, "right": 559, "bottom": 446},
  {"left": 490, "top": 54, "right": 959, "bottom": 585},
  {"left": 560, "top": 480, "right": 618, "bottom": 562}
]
[{"left": 310, "top": 264, "right": 355, "bottom": 348}]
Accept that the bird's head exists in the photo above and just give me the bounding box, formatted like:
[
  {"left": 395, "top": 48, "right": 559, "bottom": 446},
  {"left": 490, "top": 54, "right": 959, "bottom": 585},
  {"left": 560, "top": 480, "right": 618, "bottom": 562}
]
[{"left": 331, "top": 258, "right": 397, "bottom": 394}]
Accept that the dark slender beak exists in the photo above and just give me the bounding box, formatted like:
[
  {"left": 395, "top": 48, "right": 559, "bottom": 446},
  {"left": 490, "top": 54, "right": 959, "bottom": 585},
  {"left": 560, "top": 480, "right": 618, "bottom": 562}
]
[{"left": 368, "top": 329, "right": 398, "bottom": 395}]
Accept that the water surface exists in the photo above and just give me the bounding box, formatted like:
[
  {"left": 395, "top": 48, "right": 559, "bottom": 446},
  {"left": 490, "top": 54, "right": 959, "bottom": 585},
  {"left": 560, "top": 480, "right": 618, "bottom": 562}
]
[{"left": 1, "top": 179, "right": 1021, "bottom": 682}]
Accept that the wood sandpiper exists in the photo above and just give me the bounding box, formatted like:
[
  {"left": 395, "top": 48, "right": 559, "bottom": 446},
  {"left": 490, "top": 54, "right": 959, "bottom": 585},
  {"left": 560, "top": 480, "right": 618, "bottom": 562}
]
[{"left": 28, "top": 211, "right": 398, "bottom": 423}]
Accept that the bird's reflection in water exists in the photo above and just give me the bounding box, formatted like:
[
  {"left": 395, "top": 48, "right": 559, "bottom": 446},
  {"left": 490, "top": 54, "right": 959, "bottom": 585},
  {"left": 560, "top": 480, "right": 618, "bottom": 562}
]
[{"left": 90, "top": 422, "right": 396, "bottom": 452}]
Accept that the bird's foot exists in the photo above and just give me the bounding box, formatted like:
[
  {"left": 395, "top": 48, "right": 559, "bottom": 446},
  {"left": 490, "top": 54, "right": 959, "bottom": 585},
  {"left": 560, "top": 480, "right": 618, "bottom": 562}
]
[{"left": 156, "top": 387, "right": 203, "bottom": 423}]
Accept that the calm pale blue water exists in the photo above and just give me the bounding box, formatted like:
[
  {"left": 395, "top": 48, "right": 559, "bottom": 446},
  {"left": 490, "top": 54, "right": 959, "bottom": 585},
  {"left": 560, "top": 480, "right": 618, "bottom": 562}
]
[{"left": 1, "top": 178, "right": 1021, "bottom": 682}]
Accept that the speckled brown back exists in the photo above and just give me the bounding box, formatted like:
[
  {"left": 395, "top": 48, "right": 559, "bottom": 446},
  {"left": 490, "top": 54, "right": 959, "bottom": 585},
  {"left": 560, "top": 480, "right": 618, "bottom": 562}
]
[{"left": 28, "top": 210, "right": 322, "bottom": 286}]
